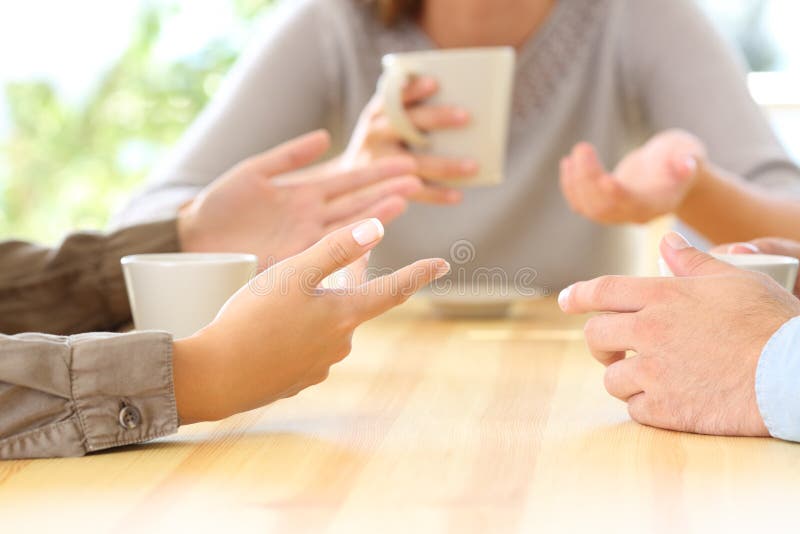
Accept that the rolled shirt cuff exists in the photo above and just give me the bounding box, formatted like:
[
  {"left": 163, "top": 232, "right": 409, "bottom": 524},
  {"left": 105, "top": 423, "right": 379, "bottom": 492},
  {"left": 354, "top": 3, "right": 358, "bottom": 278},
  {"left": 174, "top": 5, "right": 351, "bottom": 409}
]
[
  {"left": 755, "top": 315, "right": 800, "bottom": 443},
  {"left": 0, "top": 331, "right": 179, "bottom": 458},
  {"left": 71, "top": 331, "right": 179, "bottom": 452}
]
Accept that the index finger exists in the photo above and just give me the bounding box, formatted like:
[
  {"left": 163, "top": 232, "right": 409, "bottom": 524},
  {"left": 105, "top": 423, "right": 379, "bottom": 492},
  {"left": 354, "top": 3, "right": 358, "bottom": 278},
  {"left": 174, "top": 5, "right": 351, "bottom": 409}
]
[
  {"left": 353, "top": 258, "right": 451, "bottom": 322},
  {"left": 559, "top": 275, "right": 659, "bottom": 314},
  {"left": 402, "top": 76, "right": 439, "bottom": 105},
  {"left": 287, "top": 218, "right": 385, "bottom": 291}
]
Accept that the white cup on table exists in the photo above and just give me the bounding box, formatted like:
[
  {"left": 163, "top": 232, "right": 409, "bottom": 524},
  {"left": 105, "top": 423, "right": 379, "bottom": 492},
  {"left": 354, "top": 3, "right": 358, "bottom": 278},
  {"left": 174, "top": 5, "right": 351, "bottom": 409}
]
[
  {"left": 121, "top": 253, "right": 257, "bottom": 338},
  {"left": 659, "top": 253, "right": 799, "bottom": 292},
  {"left": 378, "top": 47, "right": 516, "bottom": 187}
]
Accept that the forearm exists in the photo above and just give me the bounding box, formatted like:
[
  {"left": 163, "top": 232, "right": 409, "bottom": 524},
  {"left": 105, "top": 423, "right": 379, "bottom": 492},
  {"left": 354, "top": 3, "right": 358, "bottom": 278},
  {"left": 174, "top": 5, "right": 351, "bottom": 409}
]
[
  {"left": 172, "top": 335, "right": 224, "bottom": 425},
  {"left": 677, "top": 162, "right": 800, "bottom": 244}
]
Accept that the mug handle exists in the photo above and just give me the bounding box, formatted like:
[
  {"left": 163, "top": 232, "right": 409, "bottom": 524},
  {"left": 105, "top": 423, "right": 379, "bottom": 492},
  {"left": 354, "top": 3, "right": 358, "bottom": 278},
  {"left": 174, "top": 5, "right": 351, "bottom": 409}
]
[{"left": 377, "top": 64, "right": 430, "bottom": 148}]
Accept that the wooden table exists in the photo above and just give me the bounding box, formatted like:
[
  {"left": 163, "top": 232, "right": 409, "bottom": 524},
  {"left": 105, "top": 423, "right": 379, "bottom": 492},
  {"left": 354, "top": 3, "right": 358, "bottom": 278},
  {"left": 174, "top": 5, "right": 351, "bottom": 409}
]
[{"left": 2, "top": 298, "right": 799, "bottom": 533}]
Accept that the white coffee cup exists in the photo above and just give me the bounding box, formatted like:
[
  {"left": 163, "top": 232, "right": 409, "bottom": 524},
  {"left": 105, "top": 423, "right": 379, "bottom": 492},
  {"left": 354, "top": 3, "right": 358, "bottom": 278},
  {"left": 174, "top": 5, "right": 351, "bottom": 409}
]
[
  {"left": 378, "top": 47, "right": 515, "bottom": 187},
  {"left": 658, "top": 253, "right": 799, "bottom": 292},
  {"left": 121, "top": 253, "right": 258, "bottom": 338}
]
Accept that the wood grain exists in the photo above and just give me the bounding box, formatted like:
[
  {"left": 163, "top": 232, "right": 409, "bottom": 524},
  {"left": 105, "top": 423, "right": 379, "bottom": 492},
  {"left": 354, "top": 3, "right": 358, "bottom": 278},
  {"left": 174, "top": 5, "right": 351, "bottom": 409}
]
[{"left": 1, "top": 297, "right": 798, "bottom": 533}]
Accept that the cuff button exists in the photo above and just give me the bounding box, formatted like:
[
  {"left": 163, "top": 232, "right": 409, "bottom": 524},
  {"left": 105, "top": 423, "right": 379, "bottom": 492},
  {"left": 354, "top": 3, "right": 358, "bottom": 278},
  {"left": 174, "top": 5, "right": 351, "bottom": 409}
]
[{"left": 119, "top": 404, "right": 142, "bottom": 430}]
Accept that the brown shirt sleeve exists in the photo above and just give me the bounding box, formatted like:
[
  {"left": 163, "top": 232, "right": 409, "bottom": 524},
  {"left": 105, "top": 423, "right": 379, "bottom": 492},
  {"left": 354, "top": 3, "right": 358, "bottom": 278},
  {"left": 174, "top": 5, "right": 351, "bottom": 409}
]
[{"left": 0, "top": 219, "right": 179, "bottom": 335}]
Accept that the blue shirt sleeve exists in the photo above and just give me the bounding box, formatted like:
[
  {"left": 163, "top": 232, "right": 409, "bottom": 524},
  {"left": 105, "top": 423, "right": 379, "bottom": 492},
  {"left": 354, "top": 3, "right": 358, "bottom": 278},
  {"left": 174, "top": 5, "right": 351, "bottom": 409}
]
[{"left": 756, "top": 315, "right": 800, "bottom": 442}]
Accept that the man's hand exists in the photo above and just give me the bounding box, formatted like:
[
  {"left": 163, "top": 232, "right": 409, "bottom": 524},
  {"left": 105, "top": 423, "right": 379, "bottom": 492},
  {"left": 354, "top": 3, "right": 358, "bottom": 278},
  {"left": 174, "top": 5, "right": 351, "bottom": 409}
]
[
  {"left": 712, "top": 237, "right": 800, "bottom": 297},
  {"left": 559, "top": 232, "right": 800, "bottom": 437},
  {"left": 177, "top": 130, "right": 423, "bottom": 264},
  {"left": 172, "top": 219, "right": 450, "bottom": 424},
  {"left": 560, "top": 130, "right": 706, "bottom": 224}
]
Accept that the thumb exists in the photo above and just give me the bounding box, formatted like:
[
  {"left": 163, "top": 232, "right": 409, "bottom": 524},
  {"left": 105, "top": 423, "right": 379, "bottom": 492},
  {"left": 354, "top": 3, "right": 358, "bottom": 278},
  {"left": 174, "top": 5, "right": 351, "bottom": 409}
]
[
  {"left": 660, "top": 231, "right": 737, "bottom": 277},
  {"left": 709, "top": 242, "right": 760, "bottom": 255},
  {"left": 288, "top": 219, "right": 385, "bottom": 290},
  {"left": 727, "top": 243, "right": 761, "bottom": 254}
]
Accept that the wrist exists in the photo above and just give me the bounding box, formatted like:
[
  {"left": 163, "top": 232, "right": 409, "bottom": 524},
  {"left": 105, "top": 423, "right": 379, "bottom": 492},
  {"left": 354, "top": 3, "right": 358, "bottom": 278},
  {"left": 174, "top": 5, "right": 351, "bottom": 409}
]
[
  {"left": 176, "top": 200, "right": 203, "bottom": 253},
  {"left": 675, "top": 157, "right": 714, "bottom": 223},
  {"left": 172, "top": 333, "right": 228, "bottom": 424}
]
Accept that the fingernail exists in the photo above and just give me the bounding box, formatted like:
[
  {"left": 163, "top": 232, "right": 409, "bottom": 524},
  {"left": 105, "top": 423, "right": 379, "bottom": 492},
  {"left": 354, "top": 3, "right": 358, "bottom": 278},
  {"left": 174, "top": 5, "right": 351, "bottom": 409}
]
[
  {"left": 727, "top": 243, "right": 759, "bottom": 254},
  {"left": 352, "top": 218, "right": 384, "bottom": 246},
  {"left": 460, "top": 160, "right": 479, "bottom": 173},
  {"left": 453, "top": 109, "right": 470, "bottom": 122},
  {"left": 685, "top": 156, "right": 697, "bottom": 174},
  {"left": 434, "top": 260, "right": 451, "bottom": 279},
  {"left": 419, "top": 77, "right": 437, "bottom": 90},
  {"left": 664, "top": 231, "right": 691, "bottom": 250},
  {"left": 446, "top": 190, "right": 464, "bottom": 203},
  {"left": 558, "top": 284, "right": 573, "bottom": 310}
]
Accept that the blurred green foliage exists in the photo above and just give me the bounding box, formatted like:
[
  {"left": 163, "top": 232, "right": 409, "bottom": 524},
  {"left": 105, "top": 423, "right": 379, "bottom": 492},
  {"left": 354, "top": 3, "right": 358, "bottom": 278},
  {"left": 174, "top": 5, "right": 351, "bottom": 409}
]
[{"left": 0, "top": 0, "right": 273, "bottom": 243}]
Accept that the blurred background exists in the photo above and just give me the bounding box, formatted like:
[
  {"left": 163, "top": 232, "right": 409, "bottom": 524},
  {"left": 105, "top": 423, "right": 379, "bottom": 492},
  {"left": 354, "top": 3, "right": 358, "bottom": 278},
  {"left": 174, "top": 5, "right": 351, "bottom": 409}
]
[{"left": 0, "top": 0, "right": 798, "bottom": 243}]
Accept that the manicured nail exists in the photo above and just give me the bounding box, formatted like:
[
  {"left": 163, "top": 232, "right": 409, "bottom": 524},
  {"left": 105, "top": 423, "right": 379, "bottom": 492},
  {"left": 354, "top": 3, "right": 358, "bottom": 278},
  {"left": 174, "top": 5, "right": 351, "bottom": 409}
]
[
  {"left": 727, "top": 243, "right": 759, "bottom": 254},
  {"left": 352, "top": 219, "right": 384, "bottom": 246},
  {"left": 434, "top": 260, "right": 451, "bottom": 279},
  {"left": 664, "top": 231, "right": 691, "bottom": 250},
  {"left": 558, "top": 284, "right": 573, "bottom": 310}
]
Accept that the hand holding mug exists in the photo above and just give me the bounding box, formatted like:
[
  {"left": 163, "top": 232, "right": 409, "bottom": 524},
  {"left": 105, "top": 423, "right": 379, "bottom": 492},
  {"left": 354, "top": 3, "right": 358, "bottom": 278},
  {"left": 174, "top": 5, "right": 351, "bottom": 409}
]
[
  {"left": 345, "top": 47, "right": 515, "bottom": 203},
  {"left": 712, "top": 237, "right": 800, "bottom": 297},
  {"left": 560, "top": 232, "right": 800, "bottom": 437},
  {"left": 344, "top": 76, "right": 473, "bottom": 205}
]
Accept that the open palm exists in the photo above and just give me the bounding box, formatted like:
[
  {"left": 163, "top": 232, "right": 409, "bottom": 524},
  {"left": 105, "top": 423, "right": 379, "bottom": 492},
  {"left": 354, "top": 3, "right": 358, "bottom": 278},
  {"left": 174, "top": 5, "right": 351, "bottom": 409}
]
[{"left": 560, "top": 130, "right": 707, "bottom": 224}]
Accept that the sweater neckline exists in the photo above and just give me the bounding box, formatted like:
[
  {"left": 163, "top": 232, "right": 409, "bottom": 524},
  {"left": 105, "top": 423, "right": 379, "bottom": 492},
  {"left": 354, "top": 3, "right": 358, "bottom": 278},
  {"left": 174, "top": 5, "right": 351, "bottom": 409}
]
[
  {"left": 404, "top": 0, "right": 572, "bottom": 67},
  {"left": 376, "top": 0, "right": 610, "bottom": 117}
]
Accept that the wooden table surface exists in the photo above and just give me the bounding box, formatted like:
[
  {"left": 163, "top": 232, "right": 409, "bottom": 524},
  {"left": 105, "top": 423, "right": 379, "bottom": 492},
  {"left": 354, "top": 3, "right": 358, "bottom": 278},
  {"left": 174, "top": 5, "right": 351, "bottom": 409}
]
[{"left": 2, "top": 298, "right": 799, "bottom": 533}]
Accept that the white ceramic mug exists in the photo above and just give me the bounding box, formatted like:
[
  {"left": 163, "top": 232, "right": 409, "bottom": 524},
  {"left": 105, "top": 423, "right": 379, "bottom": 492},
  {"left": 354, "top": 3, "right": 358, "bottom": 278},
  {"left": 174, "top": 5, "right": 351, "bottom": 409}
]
[
  {"left": 378, "top": 47, "right": 515, "bottom": 187},
  {"left": 658, "top": 253, "right": 799, "bottom": 292},
  {"left": 121, "top": 253, "right": 258, "bottom": 338}
]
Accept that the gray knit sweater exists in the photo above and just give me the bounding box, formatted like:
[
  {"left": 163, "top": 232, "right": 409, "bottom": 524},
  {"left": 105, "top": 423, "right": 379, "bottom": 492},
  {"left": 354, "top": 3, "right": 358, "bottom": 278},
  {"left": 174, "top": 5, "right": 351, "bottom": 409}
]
[{"left": 116, "top": 0, "right": 800, "bottom": 291}]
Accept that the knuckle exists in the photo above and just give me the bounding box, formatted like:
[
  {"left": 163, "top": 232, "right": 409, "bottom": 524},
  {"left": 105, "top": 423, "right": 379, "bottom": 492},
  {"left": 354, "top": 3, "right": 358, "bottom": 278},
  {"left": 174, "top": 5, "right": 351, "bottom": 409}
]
[
  {"left": 630, "top": 313, "right": 656, "bottom": 343},
  {"left": 683, "top": 252, "right": 717, "bottom": 275},
  {"left": 341, "top": 314, "right": 360, "bottom": 332},
  {"left": 313, "top": 369, "right": 331, "bottom": 385},
  {"left": 603, "top": 366, "right": 619, "bottom": 395},
  {"left": 326, "top": 238, "right": 351, "bottom": 269},
  {"left": 638, "top": 357, "right": 663, "bottom": 382},
  {"left": 339, "top": 339, "right": 353, "bottom": 359},
  {"left": 583, "top": 316, "right": 604, "bottom": 344},
  {"left": 588, "top": 276, "right": 617, "bottom": 305},
  {"left": 627, "top": 397, "right": 649, "bottom": 424},
  {"left": 284, "top": 148, "right": 307, "bottom": 170},
  {"left": 749, "top": 237, "right": 780, "bottom": 254}
]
